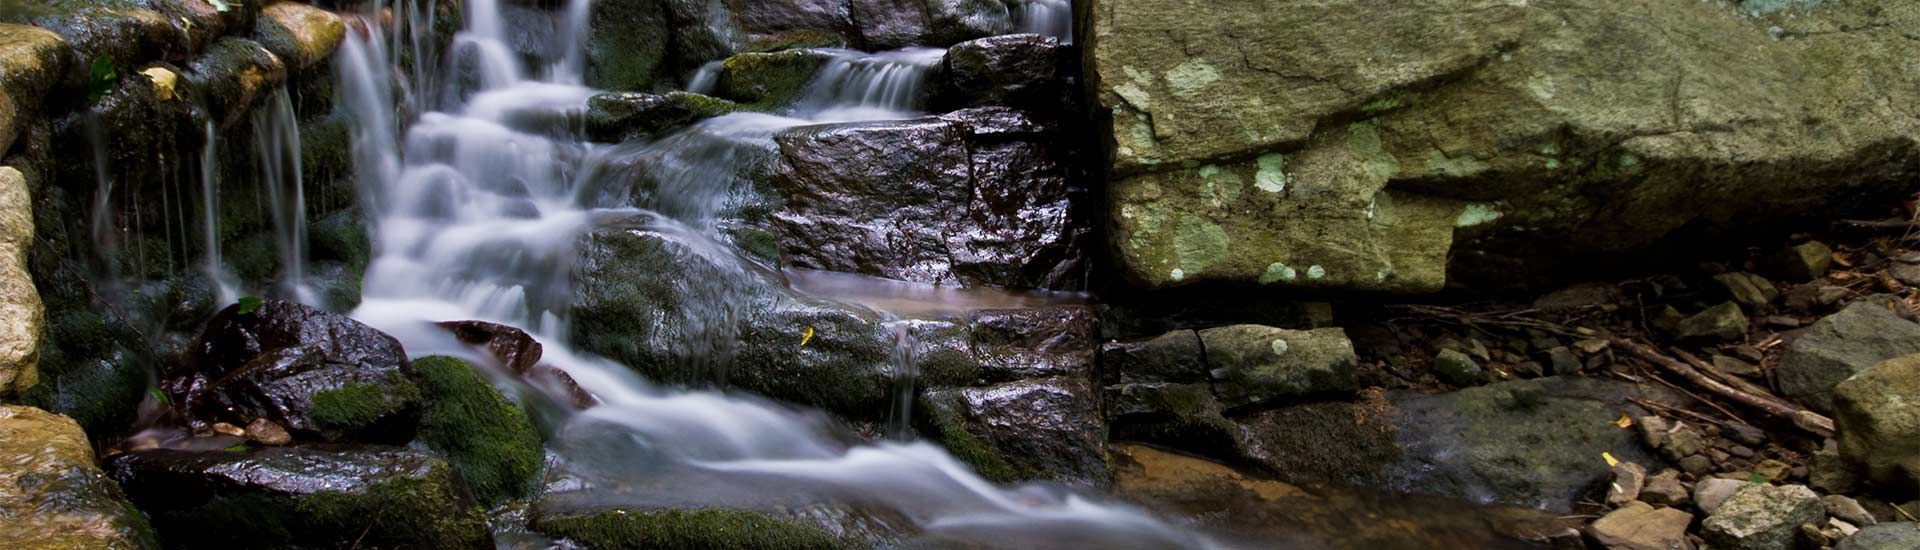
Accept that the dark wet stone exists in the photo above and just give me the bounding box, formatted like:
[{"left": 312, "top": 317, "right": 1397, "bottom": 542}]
[
  {"left": 585, "top": 91, "right": 737, "bottom": 143},
  {"left": 1199, "top": 325, "right": 1358, "bottom": 408},
  {"left": 185, "top": 37, "right": 289, "bottom": 130},
  {"left": 438, "top": 320, "right": 545, "bottom": 374},
  {"left": 848, "top": 0, "right": 1010, "bottom": 50},
  {"left": 532, "top": 507, "right": 842, "bottom": 550},
  {"left": 104, "top": 446, "right": 491, "bottom": 549},
  {"left": 713, "top": 49, "right": 838, "bottom": 109},
  {"left": 965, "top": 306, "right": 1093, "bottom": 382},
  {"left": 721, "top": 0, "right": 854, "bottom": 52},
  {"left": 920, "top": 376, "right": 1108, "bottom": 485},
  {"left": 169, "top": 300, "right": 419, "bottom": 443},
  {"left": 936, "top": 33, "right": 1062, "bottom": 111},
  {"left": 771, "top": 107, "right": 1084, "bottom": 290},
  {"left": 1102, "top": 329, "right": 1206, "bottom": 385},
  {"left": 586, "top": 0, "right": 671, "bottom": 91}
]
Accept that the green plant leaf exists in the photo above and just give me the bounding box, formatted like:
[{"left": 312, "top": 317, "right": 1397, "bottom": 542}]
[
  {"left": 208, "top": 0, "right": 236, "bottom": 13},
  {"left": 146, "top": 387, "right": 170, "bottom": 405},
  {"left": 86, "top": 55, "right": 117, "bottom": 102},
  {"left": 224, "top": 444, "right": 250, "bottom": 452},
  {"left": 236, "top": 296, "right": 264, "bottom": 314},
  {"left": 1748, "top": 473, "right": 1769, "bottom": 484}
]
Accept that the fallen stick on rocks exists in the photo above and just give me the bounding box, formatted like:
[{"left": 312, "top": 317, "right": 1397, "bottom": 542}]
[{"left": 1612, "top": 338, "right": 1835, "bottom": 438}]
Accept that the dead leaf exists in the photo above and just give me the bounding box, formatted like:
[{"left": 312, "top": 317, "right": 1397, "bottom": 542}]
[
  {"left": 800, "top": 326, "right": 814, "bottom": 347},
  {"left": 1614, "top": 414, "right": 1633, "bottom": 429}
]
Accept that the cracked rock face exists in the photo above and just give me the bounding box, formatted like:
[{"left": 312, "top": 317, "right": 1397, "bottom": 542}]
[{"left": 1089, "top": 0, "right": 1920, "bottom": 291}]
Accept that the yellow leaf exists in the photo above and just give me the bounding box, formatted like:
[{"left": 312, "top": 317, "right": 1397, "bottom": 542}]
[
  {"left": 800, "top": 326, "right": 814, "bottom": 347},
  {"left": 1615, "top": 414, "right": 1633, "bottom": 429},
  {"left": 1602, "top": 451, "right": 1619, "bottom": 468}
]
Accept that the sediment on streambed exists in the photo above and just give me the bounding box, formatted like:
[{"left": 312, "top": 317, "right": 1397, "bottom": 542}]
[{"left": 3, "top": 1, "right": 1920, "bottom": 549}]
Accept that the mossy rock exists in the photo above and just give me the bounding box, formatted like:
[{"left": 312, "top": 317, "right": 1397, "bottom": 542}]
[
  {"left": 105, "top": 446, "right": 492, "bottom": 549},
  {"left": 22, "top": 314, "right": 151, "bottom": 440},
  {"left": 532, "top": 507, "right": 842, "bottom": 550},
  {"left": 584, "top": 91, "right": 737, "bottom": 143},
  {"left": 253, "top": 1, "right": 346, "bottom": 72},
  {"left": 714, "top": 50, "right": 835, "bottom": 110},
  {"left": 585, "top": 0, "right": 670, "bottom": 92},
  {"left": 412, "top": 356, "right": 543, "bottom": 506}
]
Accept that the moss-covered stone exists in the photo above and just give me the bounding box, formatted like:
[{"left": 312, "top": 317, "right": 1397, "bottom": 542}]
[
  {"left": 106, "top": 446, "right": 492, "bottom": 549},
  {"left": 533, "top": 508, "right": 842, "bottom": 550},
  {"left": 412, "top": 356, "right": 543, "bottom": 506},
  {"left": 186, "top": 37, "right": 288, "bottom": 130},
  {"left": 308, "top": 370, "right": 421, "bottom": 437},
  {"left": 21, "top": 311, "right": 150, "bottom": 439},
  {"left": 585, "top": 0, "right": 670, "bottom": 92},
  {"left": 252, "top": 1, "right": 345, "bottom": 72},
  {"left": 714, "top": 50, "right": 834, "bottom": 110},
  {"left": 0, "top": 405, "right": 159, "bottom": 550},
  {"left": 584, "top": 91, "right": 737, "bottom": 143}
]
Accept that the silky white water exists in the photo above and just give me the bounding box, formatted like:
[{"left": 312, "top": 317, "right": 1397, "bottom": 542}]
[{"left": 337, "top": 0, "right": 1208, "bottom": 546}]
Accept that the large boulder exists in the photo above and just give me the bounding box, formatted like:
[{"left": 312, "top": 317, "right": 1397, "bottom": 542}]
[
  {"left": 1586, "top": 501, "right": 1696, "bottom": 550},
  {"left": 105, "top": 446, "right": 492, "bottom": 549},
  {"left": 1089, "top": 0, "right": 1920, "bottom": 291},
  {"left": 1833, "top": 354, "right": 1920, "bottom": 497},
  {"left": 0, "top": 167, "right": 41, "bottom": 399},
  {"left": 0, "top": 406, "right": 158, "bottom": 549},
  {"left": 1839, "top": 523, "right": 1920, "bottom": 550},
  {"left": 253, "top": 1, "right": 346, "bottom": 72},
  {"left": 935, "top": 33, "right": 1063, "bottom": 111},
  {"left": 0, "top": 24, "right": 69, "bottom": 154},
  {"left": 771, "top": 107, "right": 1086, "bottom": 290},
  {"left": 587, "top": 0, "right": 672, "bottom": 91},
  {"left": 1778, "top": 301, "right": 1920, "bottom": 413},
  {"left": 1700, "top": 484, "right": 1825, "bottom": 550},
  {"left": 167, "top": 300, "right": 420, "bottom": 442}
]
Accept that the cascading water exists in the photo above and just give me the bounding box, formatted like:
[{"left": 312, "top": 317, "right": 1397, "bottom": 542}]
[
  {"left": 791, "top": 47, "right": 947, "bottom": 122},
  {"left": 252, "top": 88, "right": 317, "bottom": 305},
  {"left": 198, "top": 122, "right": 240, "bottom": 305},
  {"left": 336, "top": 0, "right": 1210, "bottom": 546},
  {"left": 1017, "top": 0, "right": 1075, "bottom": 44}
]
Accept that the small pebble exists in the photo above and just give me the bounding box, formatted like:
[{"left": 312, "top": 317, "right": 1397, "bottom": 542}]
[{"left": 211, "top": 422, "right": 245, "bottom": 437}]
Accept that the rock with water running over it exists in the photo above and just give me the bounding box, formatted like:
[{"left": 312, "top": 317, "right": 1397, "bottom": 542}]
[
  {"left": 584, "top": 91, "right": 738, "bottom": 143},
  {"left": 1198, "top": 324, "right": 1357, "bottom": 407},
  {"left": 1090, "top": 0, "right": 1920, "bottom": 292},
  {"left": 105, "top": 446, "right": 492, "bottom": 549},
  {"left": 0, "top": 167, "right": 42, "bottom": 399},
  {"left": 411, "top": 356, "right": 543, "bottom": 506},
  {"left": 936, "top": 33, "right": 1063, "bottom": 111},
  {"left": 3, "top": 3, "right": 185, "bottom": 89},
  {"left": 1700, "top": 483, "right": 1825, "bottom": 550},
  {"left": 167, "top": 299, "right": 421, "bottom": 443},
  {"left": 1777, "top": 301, "right": 1920, "bottom": 413},
  {"left": 1834, "top": 353, "right": 1920, "bottom": 498},
  {"left": 185, "top": 37, "right": 289, "bottom": 130},
  {"left": 771, "top": 107, "right": 1086, "bottom": 290},
  {"left": 0, "top": 405, "right": 159, "bottom": 549},
  {"left": 1218, "top": 376, "right": 1676, "bottom": 512},
  {"left": 532, "top": 506, "right": 843, "bottom": 550},
  {"left": 438, "top": 320, "right": 545, "bottom": 373},
  {"left": 253, "top": 1, "right": 346, "bottom": 72},
  {"left": 919, "top": 376, "right": 1108, "bottom": 485}
]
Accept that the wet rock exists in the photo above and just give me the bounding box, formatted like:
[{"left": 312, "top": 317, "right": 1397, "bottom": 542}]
[
  {"left": 438, "top": 320, "right": 545, "bottom": 374},
  {"left": 771, "top": 108, "right": 1084, "bottom": 289},
  {"left": 1675, "top": 302, "right": 1748, "bottom": 343},
  {"left": 1230, "top": 376, "right": 1673, "bottom": 512},
  {"left": 1642, "top": 469, "right": 1690, "bottom": 507},
  {"left": 1695, "top": 478, "right": 1754, "bottom": 515},
  {"left": 1607, "top": 462, "right": 1649, "bottom": 506},
  {"left": 253, "top": 1, "right": 345, "bottom": 71},
  {"left": 413, "top": 356, "right": 542, "bottom": 506},
  {"left": 1102, "top": 329, "right": 1206, "bottom": 384},
  {"left": 1768, "top": 242, "right": 1835, "bottom": 283},
  {"left": 714, "top": 49, "right": 836, "bottom": 109},
  {"left": 1825, "top": 495, "right": 1877, "bottom": 527},
  {"left": 106, "top": 446, "right": 492, "bottom": 549},
  {"left": 0, "top": 24, "right": 67, "bottom": 153},
  {"left": 936, "top": 33, "right": 1061, "bottom": 110},
  {"left": 7, "top": 4, "right": 184, "bottom": 88},
  {"left": 1834, "top": 353, "right": 1920, "bottom": 497},
  {"left": 1838, "top": 522, "right": 1920, "bottom": 550},
  {"left": 1198, "top": 325, "right": 1357, "bottom": 407},
  {"left": 169, "top": 299, "right": 420, "bottom": 442},
  {"left": 1090, "top": 0, "right": 1920, "bottom": 292},
  {"left": 532, "top": 506, "right": 841, "bottom": 550},
  {"left": 1778, "top": 302, "right": 1920, "bottom": 413},
  {"left": 920, "top": 376, "right": 1107, "bottom": 485},
  {"left": 720, "top": 0, "right": 854, "bottom": 52},
  {"left": 1701, "top": 484, "right": 1825, "bottom": 550},
  {"left": 964, "top": 306, "right": 1094, "bottom": 382},
  {"left": 584, "top": 91, "right": 737, "bottom": 143},
  {"left": 848, "top": 0, "right": 1010, "bottom": 51},
  {"left": 1587, "top": 501, "right": 1695, "bottom": 550},
  {"left": 586, "top": 0, "right": 671, "bottom": 91},
  {"left": 1433, "top": 348, "right": 1488, "bottom": 386},
  {"left": 1546, "top": 346, "right": 1582, "bottom": 375},
  {"left": 245, "top": 417, "right": 292, "bottom": 446},
  {"left": 1716, "top": 272, "right": 1780, "bottom": 308},
  {"left": 185, "top": 37, "right": 289, "bottom": 130},
  {"left": 0, "top": 167, "right": 40, "bottom": 399},
  {"left": 0, "top": 406, "right": 158, "bottom": 549}
]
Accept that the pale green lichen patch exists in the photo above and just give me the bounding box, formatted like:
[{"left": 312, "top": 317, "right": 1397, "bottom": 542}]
[
  {"left": 1347, "top": 123, "right": 1400, "bottom": 181},
  {"left": 1455, "top": 203, "right": 1503, "bottom": 227},
  {"left": 1173, "top": 217, "right": 1230, "bottom": 274},
  {"left": 1307, "top": 265, "right": 1328, "bottom": 279},
  {"left": 1425, "top": 149, "right": 1490, "bottom": 177},
  {"left": 1166, "top": 60, "right": 1221, "bottom": 98},
  {"left": 1269, "top": 339, "right": 1290, "bottom": 356},
  {"left": 1259, "top": 262, "right": 1298, "bottom": 284},
  {"left": 1255, "top": 154, "right": 1288, "bottom": 193}
]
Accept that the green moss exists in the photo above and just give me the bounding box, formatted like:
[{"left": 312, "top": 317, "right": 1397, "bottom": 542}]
[
  {"left": 308, "top": 372, "right": 419, "bottom": 436},
  {"left": 297, "top": 462, "right": 491, "bottom": 548},
  {"left": 715, "top": 51, "right": 835, "bottom": 109},
  {"left": 585, "top": 0, "right": 669, "bottom": 91},
  {"left": 745, "top": 30, "right": 846, "bottom": 53},
  {"left": 534, "top": 508, "right": 842, "bottom": 550},
  {"left": 24, "top": 313, "right": 151, "bottom": 439},
  {"left": 727, "top": 226, "right": 781, "bottom": 263},
  {"left": 412, "top": 356, "right": 543, "bottom": 506}
]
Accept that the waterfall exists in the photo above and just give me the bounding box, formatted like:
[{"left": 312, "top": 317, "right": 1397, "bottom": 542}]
[
  {"left": 1017, "top": 0, "right": 1074, "bottom": 44},
  {"left": 252, "top": 88, "right": 316, "bottom": 305},
  {"left": 335, "top": 0, "right": 1210, "bottom": 546},
  {"left": 686, "top": 60, "right": 723, "bottom": 95},
  {"left": 792, "top": 47, "right": 947, "bottom": 122},
  {"left": 199, "top": 122, "right": 240, "bottom": 305}
]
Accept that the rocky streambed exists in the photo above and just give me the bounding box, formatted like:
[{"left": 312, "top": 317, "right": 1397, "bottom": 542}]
[{"left": 2, "top": 1, "right": 1920, "bottom": 549}]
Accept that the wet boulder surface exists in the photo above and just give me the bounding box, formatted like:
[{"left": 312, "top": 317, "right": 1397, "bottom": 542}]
[
  {"left": 0, "top": 405, "right": 158, "bottom": 550},
  {"left": 105, "top": 446, "right": 492, "bottom": 549},
  {"left": 166, "top": 300, "right": 420, "bottom": 443},
  {"left": 771, "top": 107, "right": 1087, "bottom": 290},
  {"left": 934, "top": 33, "right": 1063, "bottom": 111}
]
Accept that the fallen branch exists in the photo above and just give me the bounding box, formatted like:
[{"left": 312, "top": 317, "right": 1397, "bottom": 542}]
[{"left": 1613, "top": 338, "right": 1835, "bottom": 438}]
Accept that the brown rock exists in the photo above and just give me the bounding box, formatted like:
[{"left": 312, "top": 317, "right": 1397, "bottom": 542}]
[
  {"left": 245, "top": 417, "right": 292, "bottom": 446},
  {"left": 1587, "top": 501, "right": 1696, "bottom": 550}
]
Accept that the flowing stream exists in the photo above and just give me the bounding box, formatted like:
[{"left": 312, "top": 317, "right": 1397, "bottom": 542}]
[{"left": 335, "top": 0, "right": 1212, "bottom": 547}]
